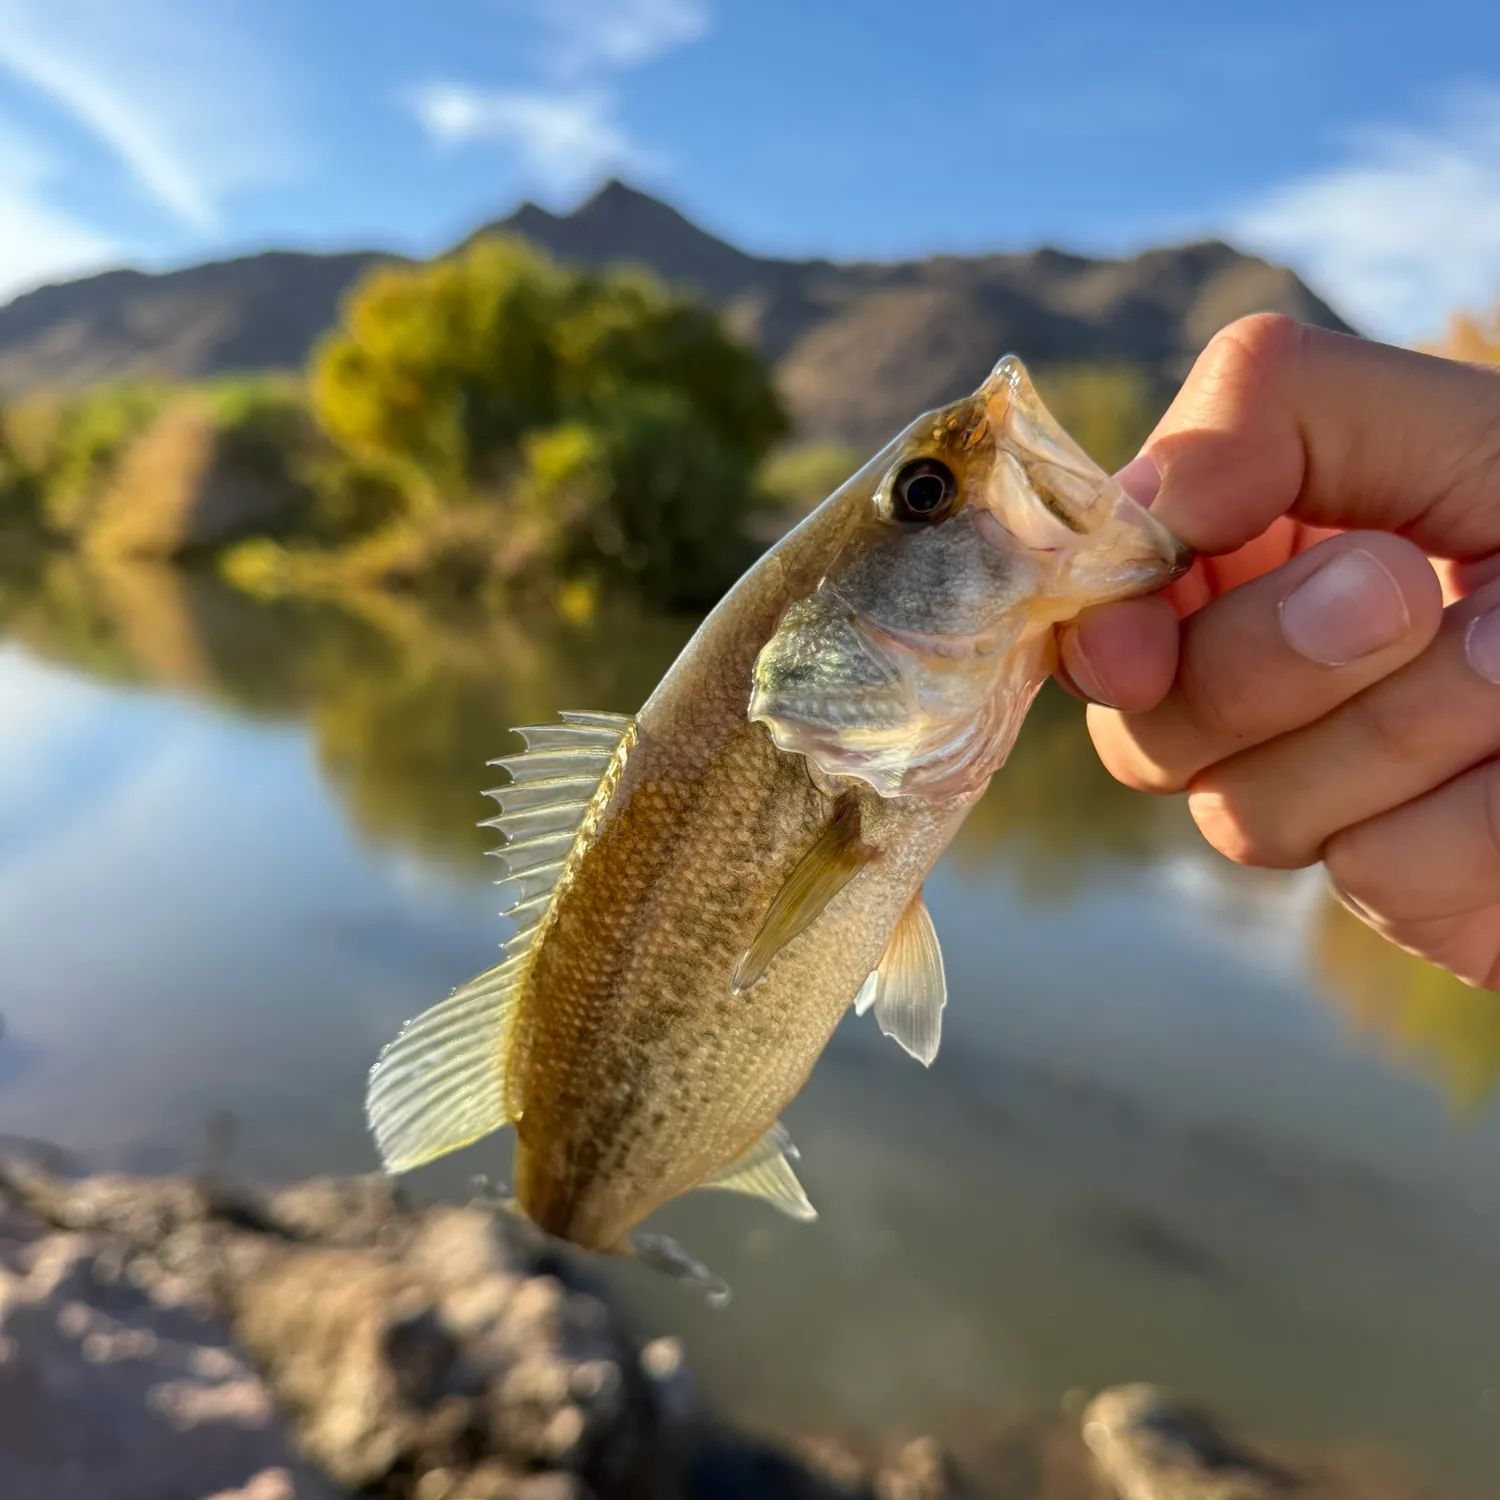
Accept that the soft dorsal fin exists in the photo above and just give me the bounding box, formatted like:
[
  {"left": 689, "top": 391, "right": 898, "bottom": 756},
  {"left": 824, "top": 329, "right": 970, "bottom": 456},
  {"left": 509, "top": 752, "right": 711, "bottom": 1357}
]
[
  {"left": 481, "top": 710, "right": 635, "bottom": 959},
  {"left": 366, "top": 957, "right": 524, "bottom": 1173},
  {"left": 366, "top": 711, "right": 635, "bottom": 1176},
  {"left": 700, "top": 1122, "right": 816, "bottom": 1220},
  {"left": 732, "top": 796, "right": 872, "bottom": 994},
  {"left": 853, "top": 889, "right": 946, "bottom": 1066}
]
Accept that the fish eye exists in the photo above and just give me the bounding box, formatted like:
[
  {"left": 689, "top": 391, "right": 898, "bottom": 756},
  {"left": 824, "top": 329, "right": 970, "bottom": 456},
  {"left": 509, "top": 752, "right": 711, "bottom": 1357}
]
[{"left": 890, "top": 458, "right": 958, "bottom": 523}]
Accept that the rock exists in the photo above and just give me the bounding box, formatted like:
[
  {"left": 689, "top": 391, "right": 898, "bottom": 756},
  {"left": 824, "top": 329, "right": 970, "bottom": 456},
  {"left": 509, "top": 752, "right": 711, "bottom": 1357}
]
[
  {"left": 1080, "top": 1386, "right": 1441, "bottom": 1500},
  {"left": 0, "top": 1160, "right": 682, "bottom": 1500},
  {"left": 1082, "top": 1383, "right": 1293, "bottom": 1499},
  {"left": 0, "top": 1202, "right": 336, "bottom": 1500}
]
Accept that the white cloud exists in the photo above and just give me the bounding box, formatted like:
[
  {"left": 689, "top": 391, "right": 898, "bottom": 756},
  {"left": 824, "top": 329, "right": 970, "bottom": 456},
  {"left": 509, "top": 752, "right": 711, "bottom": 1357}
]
[
  {"left": 1232, "top": 87, "right": 1500, "bottom": 344},
  {"left": 410, "top": 83, "right": 645, "bottom": 190},
  {"left": 0, "top": 0, "right": 295, "bottom": 231},
  {"left": 536, "top": 0, "right": 709, "bottom": 77},
  {"left": 0, "top": 123, "right": 118, "bottom": 297},
  {"left": 408, "top": 0, "right": 706, "bottom": 195}
]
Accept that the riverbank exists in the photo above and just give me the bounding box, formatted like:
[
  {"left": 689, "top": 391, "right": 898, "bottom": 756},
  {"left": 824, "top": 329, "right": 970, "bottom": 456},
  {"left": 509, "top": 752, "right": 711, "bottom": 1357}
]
[{"left": 0, "top": 1151, "right": 1456, "bottom": 1499}]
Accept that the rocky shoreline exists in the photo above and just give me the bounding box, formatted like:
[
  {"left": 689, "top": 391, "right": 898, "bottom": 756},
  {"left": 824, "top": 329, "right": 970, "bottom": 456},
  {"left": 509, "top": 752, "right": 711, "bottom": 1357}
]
[{"left": 0, "top": 1155, "right": 1454, "bottom": 1499}]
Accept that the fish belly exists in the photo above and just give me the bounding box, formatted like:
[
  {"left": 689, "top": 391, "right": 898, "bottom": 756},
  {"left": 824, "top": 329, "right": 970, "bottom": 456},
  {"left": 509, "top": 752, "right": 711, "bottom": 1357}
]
[{"left": 507, "top": 725, "right": 962, "bottom": 1251}]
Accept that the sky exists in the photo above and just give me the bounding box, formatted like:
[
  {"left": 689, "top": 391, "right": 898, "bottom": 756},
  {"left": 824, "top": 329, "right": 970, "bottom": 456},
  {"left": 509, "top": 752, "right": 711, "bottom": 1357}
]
[{"left": 0, "top": 0, "right": 1497, "bottom": 344}]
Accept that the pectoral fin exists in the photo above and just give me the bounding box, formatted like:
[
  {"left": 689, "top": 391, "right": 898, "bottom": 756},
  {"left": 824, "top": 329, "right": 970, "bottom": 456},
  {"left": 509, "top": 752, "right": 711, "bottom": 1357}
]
[
  {"left": 732, "top": 798, "right": 872, "bottom": 994},
  {"left": 853, "top": 890, "right": 946, "bottom": 1066},
  {"left": 700, "top": 1122, "right": 816, "bottom": 1221}
]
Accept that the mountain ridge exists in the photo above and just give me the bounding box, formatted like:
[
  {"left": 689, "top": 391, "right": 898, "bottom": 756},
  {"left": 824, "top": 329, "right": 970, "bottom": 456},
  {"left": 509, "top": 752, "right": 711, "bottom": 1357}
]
[{"left": 0, "top": 180, "right": 1356, "bottom": 450}]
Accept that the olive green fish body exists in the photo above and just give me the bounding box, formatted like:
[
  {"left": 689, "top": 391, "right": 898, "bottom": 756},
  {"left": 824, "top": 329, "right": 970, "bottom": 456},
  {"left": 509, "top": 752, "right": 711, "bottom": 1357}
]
[
  {"left": 508, "top": 507, "right": 978, "bottom": 1248},
  {"left": 365, "top": 355, "right": 1190, "bottom": 1262},
  {"left": 510, "top": 719, "right": 971, "bottom": 1251}
]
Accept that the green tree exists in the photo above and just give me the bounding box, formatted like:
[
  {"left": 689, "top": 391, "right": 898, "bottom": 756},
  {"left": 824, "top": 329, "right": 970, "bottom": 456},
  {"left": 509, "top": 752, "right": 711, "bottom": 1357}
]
[
  {"left": 0, "top": 405, "right": 34, "bottom": 523},
  {"left": 30, "top": 383, "right": 169, "bottom": 536},
  {"left": 308, "top": 236, "right": 787, "bottom": 604}
]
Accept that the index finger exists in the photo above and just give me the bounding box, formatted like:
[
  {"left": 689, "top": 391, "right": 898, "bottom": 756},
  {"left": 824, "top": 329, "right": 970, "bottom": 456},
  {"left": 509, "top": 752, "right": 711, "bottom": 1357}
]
[{"left": 1132, "top": 316, "right": 1500, "bottom": 561}]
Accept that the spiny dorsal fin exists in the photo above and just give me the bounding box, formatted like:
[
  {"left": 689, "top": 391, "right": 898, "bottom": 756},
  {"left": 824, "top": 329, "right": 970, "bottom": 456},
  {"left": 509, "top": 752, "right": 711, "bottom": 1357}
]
[
  {"left": 366, "top": 711, "right": 635, "bottom": 1177},
  {"left": 366, "top": 957, "right": 523, "bottom": 1173},
  {"left": 853, "top": 889, "right": 946, "bottom": 1066},
  {"left": 700, "top": 1122, "right": 816, "bottom": 1220},
  {"left": 480, "top": 710, "right": 635, "bottom": 956},
  {"left": 732, "top": 796, "right": 872, "bottom": 994}
]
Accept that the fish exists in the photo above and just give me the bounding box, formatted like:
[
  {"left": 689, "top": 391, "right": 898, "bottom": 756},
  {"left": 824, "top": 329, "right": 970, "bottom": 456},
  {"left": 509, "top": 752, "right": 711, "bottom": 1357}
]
[{"left": 365, "top": 355, "right": 1189, "bottom": 1283}]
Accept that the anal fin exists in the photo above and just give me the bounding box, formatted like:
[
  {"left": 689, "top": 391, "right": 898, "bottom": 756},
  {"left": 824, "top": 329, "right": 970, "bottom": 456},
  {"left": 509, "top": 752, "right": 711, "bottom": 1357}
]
[
  {"left": 733, "top": 797, "right": 872, "bottom": 993},
  {"left": 853, "top": 889, "right": 946, "bottom": 1066},
  {"left": 700, "top": 1122, "right": 816, "bottom": 1221}
]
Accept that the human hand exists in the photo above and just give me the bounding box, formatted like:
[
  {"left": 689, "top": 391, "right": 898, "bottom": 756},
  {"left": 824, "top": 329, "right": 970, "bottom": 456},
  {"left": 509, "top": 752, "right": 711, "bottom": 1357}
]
[{"left": 1055, "top": 315, "right": 1500, "bottom": 988}]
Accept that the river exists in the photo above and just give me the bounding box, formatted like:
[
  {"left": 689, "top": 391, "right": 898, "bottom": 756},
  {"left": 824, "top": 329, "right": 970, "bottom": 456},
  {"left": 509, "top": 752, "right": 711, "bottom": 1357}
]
[{"left": 0, "top": 556, "right": 1496, "bottom": 1493}]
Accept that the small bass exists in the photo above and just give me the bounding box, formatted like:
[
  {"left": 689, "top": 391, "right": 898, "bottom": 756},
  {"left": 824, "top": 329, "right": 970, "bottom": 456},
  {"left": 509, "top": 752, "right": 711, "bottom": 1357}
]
[{"left": 367, "top": 356, "right": 1188, "bottom": 1268}]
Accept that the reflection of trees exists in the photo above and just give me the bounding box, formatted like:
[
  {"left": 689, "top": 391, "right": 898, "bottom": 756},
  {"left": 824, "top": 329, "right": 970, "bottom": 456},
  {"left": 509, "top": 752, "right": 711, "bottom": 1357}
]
[
  {"left": 3, "top": 563, "right": 1199, "bottom": 892},
  {"left": 0, "top": 558, "right": 690, "bottom": 874},
  {"left": 948, "top": 683, "right": 1196, "bottom": 896},
  {"left": 1312, "top": 896, "right": 1500, "bottom": 1112},
  {"left": 301, "top": 591, "right": 690, "bottom": 870}
]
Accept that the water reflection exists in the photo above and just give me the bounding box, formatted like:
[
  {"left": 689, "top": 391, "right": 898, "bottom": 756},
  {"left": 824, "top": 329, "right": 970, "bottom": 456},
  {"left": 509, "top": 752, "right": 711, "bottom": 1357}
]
[
  {"left": 1315, "top": 897, "right": 1500, "bottom": 1113},
  {"left": 0, "top": 557, "right": 1497, "bottom": 1495},
  {"left": 3, "top": 556, "right": 695, "bottom": 871}
]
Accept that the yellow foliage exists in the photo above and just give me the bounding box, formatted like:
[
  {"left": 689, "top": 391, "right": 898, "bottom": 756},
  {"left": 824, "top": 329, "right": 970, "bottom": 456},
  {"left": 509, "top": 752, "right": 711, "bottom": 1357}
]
[
  {"left": 758, "top": 441, "right": 860, "bottom": 518},
  {"left": 1312, "top": 896, "right": 1500, "bottom": 1112},
  {"left": 85, "top": 391, "right": 311, "bottom": 561},
  {"left": 303, "top": 235, "right": 786, "bottom": 605},
  {"left": 1422, "top": 304, "right": 1500, "bottom": 366},
  {"left": 1033, "top": 364, "right": 1161, "bottom": 474}
]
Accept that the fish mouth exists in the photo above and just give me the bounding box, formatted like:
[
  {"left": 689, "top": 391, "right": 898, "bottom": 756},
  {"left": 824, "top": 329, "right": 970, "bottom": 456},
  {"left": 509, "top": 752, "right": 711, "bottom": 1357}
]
[{"left": 1130, "top": 500, "right": 1194, "bottom": 583}]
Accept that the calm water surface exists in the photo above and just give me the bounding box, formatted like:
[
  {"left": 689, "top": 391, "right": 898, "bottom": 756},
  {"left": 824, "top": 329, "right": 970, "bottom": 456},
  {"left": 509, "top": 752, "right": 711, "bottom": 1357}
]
[{"left": 1, "top": 558, "right": 1498, "bottom": 1493}]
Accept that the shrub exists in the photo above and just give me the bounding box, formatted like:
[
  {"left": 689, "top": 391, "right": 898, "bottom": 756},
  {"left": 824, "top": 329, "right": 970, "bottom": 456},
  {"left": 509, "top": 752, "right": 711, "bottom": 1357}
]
[{"left": 1032, "top": 364, "right": 1162, "bottom": 475}]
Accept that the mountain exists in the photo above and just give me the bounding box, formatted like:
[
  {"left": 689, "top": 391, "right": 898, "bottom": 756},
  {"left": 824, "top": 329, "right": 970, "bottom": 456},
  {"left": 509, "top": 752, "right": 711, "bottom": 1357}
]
[
  {"left": 0, "top": 250, "right": 394, "bottom": 399},
  {"left": 0, "top": 181, "right": 1355, "bottom": 451}
]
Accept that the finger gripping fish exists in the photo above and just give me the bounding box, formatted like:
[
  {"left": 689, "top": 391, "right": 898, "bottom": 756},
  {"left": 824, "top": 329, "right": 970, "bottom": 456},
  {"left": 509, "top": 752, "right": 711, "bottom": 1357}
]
[{"left": 366, "top": 356, "right": 1190, "bottom": 1273}]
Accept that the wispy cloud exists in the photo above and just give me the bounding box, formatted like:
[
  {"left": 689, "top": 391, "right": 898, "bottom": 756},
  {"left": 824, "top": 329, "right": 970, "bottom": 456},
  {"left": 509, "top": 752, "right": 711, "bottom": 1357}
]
[
  {"left": 0, "top": 0, "right": 295, "bottom": 230},
  {"left": 1232, "top": 87, "right": 1500, "bottom": 344},
  {"left": 409, "top": 83, "right": 645, "bottom": 189},
  {"left": 0, "top": 123, "right": 118, "bottom": 297},
  {"left": 409, "top": 0, "right": 708, "bottom": 195},
  {"left": 536, "top": 0, "right": 709, "bottom": 77}
]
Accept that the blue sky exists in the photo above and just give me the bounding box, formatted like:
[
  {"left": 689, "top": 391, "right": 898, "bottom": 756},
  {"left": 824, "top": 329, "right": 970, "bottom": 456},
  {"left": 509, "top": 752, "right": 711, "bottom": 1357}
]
[{"left": 0, "top": 0, "right": 1497, "bottom": 343}]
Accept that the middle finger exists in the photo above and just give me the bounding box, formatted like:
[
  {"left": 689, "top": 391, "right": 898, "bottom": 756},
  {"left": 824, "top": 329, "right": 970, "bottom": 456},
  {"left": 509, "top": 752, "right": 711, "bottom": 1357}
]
[
  {"left": 1089, "top": 532, "right": 1443, "bottom": 794},
  {"left": 1192, "top": 574, "right": 1500, "bottom": 868}
]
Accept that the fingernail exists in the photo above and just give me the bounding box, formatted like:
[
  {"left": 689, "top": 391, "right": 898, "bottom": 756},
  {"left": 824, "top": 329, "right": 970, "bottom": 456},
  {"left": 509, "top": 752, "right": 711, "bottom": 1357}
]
[
  {"left": 1114, "top": 453, "right": 1161, "bottom": 507},
  {"left": 1465, "top": 609, "right": 1500, "bottom": 685},
  {"left": 1059, "top": 628, "right": 1117, "bottom": 707},
  {"left": 1279, "top": 549, "right": 1409, "bottom": 666}
]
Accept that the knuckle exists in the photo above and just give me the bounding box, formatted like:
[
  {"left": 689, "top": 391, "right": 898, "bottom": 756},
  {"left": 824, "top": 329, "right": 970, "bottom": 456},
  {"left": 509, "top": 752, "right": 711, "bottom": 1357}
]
[
  {"left": 1342, "top": 685, "right": 1425, "bottom": 767},
  {"left": 1198, "top": 314, "right": 1305, "bottom": 405},
  {"left": 1175, "top": 638, "right": 1256, "bottom": 753},
  {"left": 1187, "top": 780, "right": 1312, "bottom": 869}
]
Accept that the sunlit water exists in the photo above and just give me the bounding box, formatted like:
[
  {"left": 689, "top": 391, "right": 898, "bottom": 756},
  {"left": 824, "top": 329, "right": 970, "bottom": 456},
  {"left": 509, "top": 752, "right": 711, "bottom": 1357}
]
[{"left": 1, "top": 558, "right": 1498, "bottom": 1494}]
